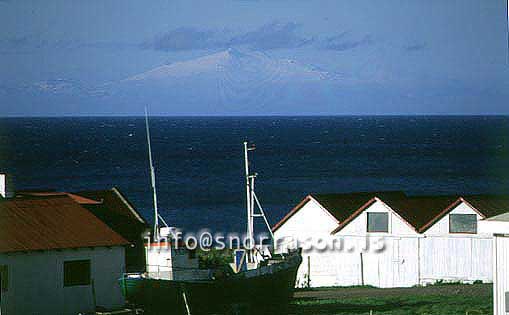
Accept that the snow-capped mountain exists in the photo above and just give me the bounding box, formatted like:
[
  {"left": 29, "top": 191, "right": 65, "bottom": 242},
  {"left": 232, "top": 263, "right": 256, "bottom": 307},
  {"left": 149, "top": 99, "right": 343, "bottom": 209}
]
[
  {"left": 106, "top": 48, "right": 344, "bottom": 114},
  {"left": 124, "top": 48, "right": 336, "bottom": 82}
]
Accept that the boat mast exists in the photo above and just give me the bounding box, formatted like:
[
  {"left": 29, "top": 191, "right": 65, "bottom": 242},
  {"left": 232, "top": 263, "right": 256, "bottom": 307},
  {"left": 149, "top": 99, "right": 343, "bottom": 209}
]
[
  {"left": 244, "top": 141, "right": 254, "bottom": 245},
  {"left": 145, "top": 107, "right": 160, "bottom": 241},
  {"left": 243, "top": 141, "right": 274, "bottom": 262}
]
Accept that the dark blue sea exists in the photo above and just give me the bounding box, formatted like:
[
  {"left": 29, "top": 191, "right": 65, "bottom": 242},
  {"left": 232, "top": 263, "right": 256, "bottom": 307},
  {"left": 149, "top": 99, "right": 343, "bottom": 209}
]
[{"left": 1, "top": 116, "right": 508, "bottom": 233}]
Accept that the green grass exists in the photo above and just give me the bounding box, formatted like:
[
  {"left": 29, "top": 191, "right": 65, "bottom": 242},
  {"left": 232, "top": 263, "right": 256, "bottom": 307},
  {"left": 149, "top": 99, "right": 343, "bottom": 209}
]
[
  {"left": 295, "top": 285, "right": 377, "bottom": 291},
  {"left": 290, "top": 288, "right": 492, "bottom": 315}
]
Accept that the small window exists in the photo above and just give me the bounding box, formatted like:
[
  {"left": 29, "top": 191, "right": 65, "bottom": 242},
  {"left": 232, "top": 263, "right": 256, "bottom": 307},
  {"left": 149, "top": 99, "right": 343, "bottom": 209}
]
[
  {"left": 0, "top": 265, "right": 8, "bottom": 292},
  {"left": 64, "top": 260, "right": 91, "bottom": 287},
  {"left": 367, "top": 212, "right": 389, "bottom": 233},
  {"left": 450, "top": 214, "right": 477, "bottom": 234}
]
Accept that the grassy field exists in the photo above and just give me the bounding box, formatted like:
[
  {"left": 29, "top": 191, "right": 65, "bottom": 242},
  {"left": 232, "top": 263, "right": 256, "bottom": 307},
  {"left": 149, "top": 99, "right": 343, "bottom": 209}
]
[{"left": 288, "top": 284, "right": 493, "bottom": 315}]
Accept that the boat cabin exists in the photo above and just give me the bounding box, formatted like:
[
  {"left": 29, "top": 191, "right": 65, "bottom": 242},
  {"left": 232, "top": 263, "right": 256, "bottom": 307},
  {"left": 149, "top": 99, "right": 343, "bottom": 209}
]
[{"left": 145, "top": 241, "right": 205, "bottom": 281}]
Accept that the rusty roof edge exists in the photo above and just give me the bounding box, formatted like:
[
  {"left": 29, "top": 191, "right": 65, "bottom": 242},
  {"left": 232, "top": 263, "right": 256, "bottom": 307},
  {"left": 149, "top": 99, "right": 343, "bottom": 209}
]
[
  {"left": 0, "top": 243, "right": 129, "bottom": 255},
  {"left": 272, "top": 195, "right": 312, "bottom": 233},
  {"left": 417, "top": 197, "right": 463, "bottom": 233},
  {"left": 308, "top": 195, "right": 341, "bottom": 225},
  {"left": 330, "top": 197, "right": 377, "bottom": 235},
  {"left": 0, "top": 195, "right": 131, "bottom": 253},
  {"left": 457, "top": 197, "right": 487, "bottom": 219},
  {"left": 374, "top": 196, "right": 420, "bottom": 233}
]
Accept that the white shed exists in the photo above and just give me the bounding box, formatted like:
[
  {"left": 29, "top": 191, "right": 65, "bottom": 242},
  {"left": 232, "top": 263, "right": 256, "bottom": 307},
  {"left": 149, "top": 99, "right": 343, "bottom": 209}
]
[
  {"left": 0, "top": 195, "right": 129, "bottom": 315},
  {"left": 274, "top": 191, "right": 509, "bottom": 288},
  {"left": 479, "top": 212, "right": 509, "bottom": 315}
]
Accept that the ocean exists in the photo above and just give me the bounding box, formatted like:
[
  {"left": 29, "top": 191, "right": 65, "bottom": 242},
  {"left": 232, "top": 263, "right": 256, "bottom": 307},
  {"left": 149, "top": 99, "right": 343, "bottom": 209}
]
[{"left": 0, "top": 116, "right": 508, "bottom": 234}]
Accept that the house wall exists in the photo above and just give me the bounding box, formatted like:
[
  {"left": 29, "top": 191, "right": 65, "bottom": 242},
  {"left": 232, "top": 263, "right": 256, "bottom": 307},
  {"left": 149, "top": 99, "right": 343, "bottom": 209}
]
[
  {"left": 493, "top": 235, "right": 509, "bottom": 315},
  {"left": 336, "top": 199, "right": 418, "bottom": 237},
  {"left": 420, "top": 202, "right": 492, "bottom": 284},
  {"left": 274, "top": 198, "right": 339, "bottom": 288},
  {"left": 478, "top": 216, "right": 509, "bottom": 315},
  {"left": 334, "top": 200, "right": 420, "bottom": 288},
  {"left": 424, "top": 202, "right": 485, "bottom": 236},
  {"left": 295, "top": 236, "right": 421, "bottom": 288},
  {"left": 275, "top": 199, "right": 421, "bottom": 288},
  {"left": 0, "top": 247, "right": 125, "bottom": 315},
  {"left": 274, "top": 198, "right": 339, "bottom": 243},
  {"left": 275, "top": 199, "right": 494, "bottom": 289}
]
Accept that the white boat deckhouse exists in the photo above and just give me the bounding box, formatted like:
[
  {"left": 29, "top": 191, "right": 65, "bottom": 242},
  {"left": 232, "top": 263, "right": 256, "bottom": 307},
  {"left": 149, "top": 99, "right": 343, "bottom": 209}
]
[{"left": 273, "top": 191, "right": 509, "bottom": 288}]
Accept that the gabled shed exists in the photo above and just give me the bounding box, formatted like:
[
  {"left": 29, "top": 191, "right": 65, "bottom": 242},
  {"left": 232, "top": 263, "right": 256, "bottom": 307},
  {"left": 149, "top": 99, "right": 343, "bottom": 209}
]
[{"left": 274, "top": 191, "right": 509, "bottom": 288}]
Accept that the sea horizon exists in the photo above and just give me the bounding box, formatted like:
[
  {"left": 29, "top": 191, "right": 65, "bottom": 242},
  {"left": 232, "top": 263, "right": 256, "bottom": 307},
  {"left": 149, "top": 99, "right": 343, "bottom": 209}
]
[
  {"left": 1, "top": 115, "right": 508, "bottom": 233},
  {"left": 1, "top": 113, "right": 509, "bottom": 118}
]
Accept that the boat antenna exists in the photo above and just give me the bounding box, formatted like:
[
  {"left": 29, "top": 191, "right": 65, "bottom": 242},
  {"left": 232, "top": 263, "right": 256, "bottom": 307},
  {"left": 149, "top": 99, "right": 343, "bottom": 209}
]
[{"left": 145, "top": 107, "right": 161, "bottom": 241}]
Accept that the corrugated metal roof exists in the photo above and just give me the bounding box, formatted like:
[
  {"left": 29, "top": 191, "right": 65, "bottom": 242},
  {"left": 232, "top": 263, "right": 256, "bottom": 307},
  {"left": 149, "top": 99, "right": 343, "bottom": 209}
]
[
  {"left": 18, "top": 188, "right": 148, "bottom": 243},
  {"left": 0, "top": 195, "right": 129, "bottom": 253}
]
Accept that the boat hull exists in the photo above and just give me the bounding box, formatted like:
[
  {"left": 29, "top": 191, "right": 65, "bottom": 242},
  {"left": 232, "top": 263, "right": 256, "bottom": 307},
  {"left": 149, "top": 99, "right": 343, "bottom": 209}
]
[{"left": 120, "top": 252, "right": 302, "bottom": 314}]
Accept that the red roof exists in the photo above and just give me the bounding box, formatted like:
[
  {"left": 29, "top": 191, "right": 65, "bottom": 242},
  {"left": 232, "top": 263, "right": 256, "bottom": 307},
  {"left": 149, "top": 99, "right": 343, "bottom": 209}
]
[
  {"left": 0, "top": 195, "right": 129, "bottom": 253},
  {"left": 18, "top": 191, "right": 102, "bottom": 205}
]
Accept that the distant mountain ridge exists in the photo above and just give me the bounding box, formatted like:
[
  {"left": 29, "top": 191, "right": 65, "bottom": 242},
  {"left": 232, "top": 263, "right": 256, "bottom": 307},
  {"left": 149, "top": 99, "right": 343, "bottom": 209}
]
[
  {"left": 124, "top": 48, "right": 337, "bottom": 83},
  {"left": 102, "top": 48, "right": 346, "bottom": 114}
]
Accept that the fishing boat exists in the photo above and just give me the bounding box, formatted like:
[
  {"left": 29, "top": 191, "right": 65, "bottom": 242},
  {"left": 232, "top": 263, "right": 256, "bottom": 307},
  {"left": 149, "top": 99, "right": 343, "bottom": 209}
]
[{"left": 119, "top": 111, "right": 302, "bottom": 315}]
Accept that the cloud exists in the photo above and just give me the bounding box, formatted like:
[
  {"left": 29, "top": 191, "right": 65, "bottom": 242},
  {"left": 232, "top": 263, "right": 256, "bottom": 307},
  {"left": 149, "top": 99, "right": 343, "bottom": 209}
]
[
  {"left": 144, "top": 27, "right": 230, "bottom": 51},
  {"left": 147, "top": 23, "right": 378, "bottom": 53},
  {"left": 28, "top": 78, "right": 109, "bottom": 97},
  {"left": 322, "top": 32, "right": 373, "bottom": 51},
  {"left": 229, "top": 22, "right": 311, "bottom": 50},
  {"left": 0, "top": 34, "right": 136, "bottom": 52},
  {"left": 146, "top": 22, "right": 311, "bottom": 51},
  {"left": 32, "top": 79, "right": 76, "bottom": 93},
  {"left": 27, "top": 79, "right": 84, "bottom": 95}
]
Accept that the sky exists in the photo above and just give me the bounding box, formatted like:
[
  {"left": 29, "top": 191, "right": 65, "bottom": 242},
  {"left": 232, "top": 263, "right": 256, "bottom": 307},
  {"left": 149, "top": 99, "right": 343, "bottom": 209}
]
[{"left": 0, "top": 0, "right": 508, "bottom": 116}]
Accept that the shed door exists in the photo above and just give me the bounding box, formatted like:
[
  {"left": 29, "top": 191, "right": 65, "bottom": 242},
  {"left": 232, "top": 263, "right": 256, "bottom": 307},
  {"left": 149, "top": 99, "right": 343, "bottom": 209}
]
[{"left": 392, "top": 238, "right": 402, "bottom": 287}]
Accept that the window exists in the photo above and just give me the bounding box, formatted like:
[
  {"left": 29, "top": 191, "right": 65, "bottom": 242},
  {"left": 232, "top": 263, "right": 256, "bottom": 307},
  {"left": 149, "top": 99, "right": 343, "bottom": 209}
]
[
  {"left": 367, "top": 212, "right": 389, "bottom": 232},
  {"left": 450, "top": 214, "right": 477, "bottom": 234},
  {"left": 64, "top": 260, "right": 91, "bottom": 287},
  {"left": 0, "top": 265, "right": 8, "bottom": 292}
]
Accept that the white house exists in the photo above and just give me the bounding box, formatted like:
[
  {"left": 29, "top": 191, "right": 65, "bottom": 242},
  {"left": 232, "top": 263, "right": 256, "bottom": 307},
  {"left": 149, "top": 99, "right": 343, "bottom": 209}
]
[
  {"left": 0, "top": 194, "right": 130, "bottom": 315},
  {"left": 273, "top": 191, "right": 509, "bottom": 288},
  {"left": 18, "top": 187, "right": 149, "bottom": 273},
  {"left": 479, "top": 212, "right": 509, "bottom": 315}
]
